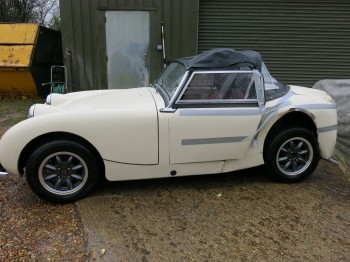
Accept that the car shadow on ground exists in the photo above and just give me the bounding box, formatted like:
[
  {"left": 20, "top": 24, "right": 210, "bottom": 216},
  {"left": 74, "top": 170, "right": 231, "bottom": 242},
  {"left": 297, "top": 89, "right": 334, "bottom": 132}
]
[
  {"left": 86, "top": 160, "right": 350, "bottom": 204},
  {"left": 91, "top": 165, "right": 273, "bottom": 197}
]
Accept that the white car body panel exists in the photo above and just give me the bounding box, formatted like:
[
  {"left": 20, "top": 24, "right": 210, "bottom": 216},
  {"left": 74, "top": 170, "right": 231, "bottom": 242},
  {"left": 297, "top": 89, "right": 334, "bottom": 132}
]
[
  {"left": 0, "top": 88, "right": 159, "bottom": 175},
  {"left": 102, "top": 85, "right": 336, "bottom": 181},
  {"left": 289, "top": 86, "right": 337, "bottom": 158},
  {"left": 104, "top": 160, "right": 225, "bottom": 181},
  {"left": 168, "top": 108, "right": 261, "bottom": 164},
  {"left": 102, "top": 88, "right": 266, "bottom": 181},
  {"left": 104, "top": 153, "right": 264, "bottom": 181}
]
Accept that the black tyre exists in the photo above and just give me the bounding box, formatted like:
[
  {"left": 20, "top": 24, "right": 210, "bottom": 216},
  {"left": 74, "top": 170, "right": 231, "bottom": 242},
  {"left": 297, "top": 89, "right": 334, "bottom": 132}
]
[
  {"left": 26, "top": 140, "right": 101, "bottom": 203},
  {"left": 264, "top": 127, "right": 320, "bottom": 182}
]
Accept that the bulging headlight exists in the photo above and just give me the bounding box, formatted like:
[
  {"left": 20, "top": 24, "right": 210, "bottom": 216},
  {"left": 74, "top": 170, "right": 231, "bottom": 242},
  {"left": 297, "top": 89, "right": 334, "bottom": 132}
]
[
  {"left": 46, "top": 94, "right": 52, "bottom": 105},
  {"left": 28, "top": 104, "right": 36, "bottom": 118}
]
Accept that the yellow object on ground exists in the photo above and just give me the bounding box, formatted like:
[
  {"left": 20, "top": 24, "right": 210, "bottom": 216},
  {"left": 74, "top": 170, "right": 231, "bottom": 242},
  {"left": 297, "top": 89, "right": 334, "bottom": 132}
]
[
  {"left": 0, "top": 23, "right": 38, "bottom": 45},
  {"left": 0, "top": 23, "right": 62, "bottom": 98},
  {"left": 0, "top": 24, "right": 38, "bottom": 98},
  {"left": 0, "top": 45, "right": 34, "bottom": 68}
]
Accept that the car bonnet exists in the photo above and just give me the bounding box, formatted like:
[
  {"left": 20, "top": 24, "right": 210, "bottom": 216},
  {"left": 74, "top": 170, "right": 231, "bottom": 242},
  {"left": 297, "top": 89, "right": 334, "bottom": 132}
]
[{"left": 55, "top": 87, "right": 156, "bottom": 112}]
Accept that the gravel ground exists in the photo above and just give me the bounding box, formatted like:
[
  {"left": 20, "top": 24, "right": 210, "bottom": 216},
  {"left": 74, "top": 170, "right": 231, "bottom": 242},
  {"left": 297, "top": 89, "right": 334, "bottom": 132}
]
[
  {"left": 1, "top": 158, "right": 349, "bottom": 262},
  {"left": 0, "top": 175, "right": 88, "bottom": 261},
  {"left": 78, "top": 162, "right": 350, "bottom": 261},
  {"left": 0, "top": 129, "right": 89, "bottom": 261},
  {"left": 0, "top": 100, "right": 88, "bottom": 261}
]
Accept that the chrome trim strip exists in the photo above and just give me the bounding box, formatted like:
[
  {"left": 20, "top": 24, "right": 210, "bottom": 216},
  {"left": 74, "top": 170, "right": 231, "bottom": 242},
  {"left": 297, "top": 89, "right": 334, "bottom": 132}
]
[
  {"left": 176, "top": 99, "right": 258, "bottom": 105},
  {"left": 318, "top": 124, "right": 337, "bottom": 133},
  {"left": 182, "top": 136, "right": 248, "bottom": 145},
  {"left": 244, "top": 95, "right": 295, "bottom": 142},
  {"left": 0, "top": 163, "right": 9, "bottom": 179},
  {"left": 0, "top": 171, "right": 8, "bottom": 176},
  {"left": 298, "top": 104, "right": 337, "bottom": 110},
  {"left": 159, "top": 107, "right": 177, "bottom": 113},
  {"left": 324, "top": 157, "right": 339, "bottom": 166},
  {"left": 182, "top": 70, "right": 255, "bottom": 74},
  {"left": 179, "top": 109, "right": 261, "bottom": 116}
]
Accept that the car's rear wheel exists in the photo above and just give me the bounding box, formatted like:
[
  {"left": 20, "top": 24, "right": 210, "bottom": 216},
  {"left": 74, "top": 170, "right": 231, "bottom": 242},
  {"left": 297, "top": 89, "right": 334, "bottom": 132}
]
[
  {"left": 264, "top": 127, "right": 320, "bottom": 182},
  {"left": 26, "top": 140, "right": 100, "bottom": 203}
]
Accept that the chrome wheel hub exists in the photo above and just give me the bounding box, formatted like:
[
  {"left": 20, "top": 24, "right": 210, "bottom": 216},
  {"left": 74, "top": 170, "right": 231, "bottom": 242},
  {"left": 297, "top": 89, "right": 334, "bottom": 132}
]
[
  {"left": 276, "top": 137, "right": 313, "bottom": 176},
  {"left": 38, "top": 152, "right": 88, "bottom": 195}
]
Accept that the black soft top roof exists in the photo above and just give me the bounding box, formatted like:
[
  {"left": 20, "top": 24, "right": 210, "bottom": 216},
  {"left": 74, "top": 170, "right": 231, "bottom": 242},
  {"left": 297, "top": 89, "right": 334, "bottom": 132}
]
[{"left": 175, "top": 48, "right": 263, "bottom": 71}]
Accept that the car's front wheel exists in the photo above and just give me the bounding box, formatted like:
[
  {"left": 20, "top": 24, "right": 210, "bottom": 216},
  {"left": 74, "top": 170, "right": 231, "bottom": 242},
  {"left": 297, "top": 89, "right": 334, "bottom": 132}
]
[
  {"left": 264, "top": 127, "right": 320, "bottom": 182},
  {"left": 26, "top": 140, "right": 101, "bottom": 203}
]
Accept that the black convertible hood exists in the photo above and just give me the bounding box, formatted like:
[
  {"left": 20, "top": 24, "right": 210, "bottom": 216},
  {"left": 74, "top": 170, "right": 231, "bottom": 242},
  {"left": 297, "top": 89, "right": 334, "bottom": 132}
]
[{"left": 174, "top": 48, "right": 263, "bottom": 71}]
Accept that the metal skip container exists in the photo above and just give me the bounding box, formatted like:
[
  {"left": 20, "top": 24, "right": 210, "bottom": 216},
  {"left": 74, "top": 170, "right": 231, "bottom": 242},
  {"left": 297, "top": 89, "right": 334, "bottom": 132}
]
[{"left": 0, "top": 23, "right": 63, "bottom": 98}]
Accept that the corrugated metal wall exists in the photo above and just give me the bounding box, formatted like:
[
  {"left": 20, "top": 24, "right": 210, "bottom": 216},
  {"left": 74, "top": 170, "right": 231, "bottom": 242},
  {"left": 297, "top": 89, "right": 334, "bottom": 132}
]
[
  {"left": 161, "top": 0, "right": 198, "bottom": 60},
  {"left": 60, "top": 0, "right": 107, "bottom": 91},
  {"left": 198, "top": 0, "right": 350, "bottom": 87},
  {"left": 60, "top": 0, "right": 350, "bottom": 90}
]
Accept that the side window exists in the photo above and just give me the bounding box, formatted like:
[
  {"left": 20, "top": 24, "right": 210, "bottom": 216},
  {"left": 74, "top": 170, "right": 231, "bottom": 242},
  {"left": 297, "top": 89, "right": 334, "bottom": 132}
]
[
  {"left": 180, "top": 72, "right": 257, "bottom": 101},
  {"left": 180, "top": 74, "right": 215, "bottom": 100}
]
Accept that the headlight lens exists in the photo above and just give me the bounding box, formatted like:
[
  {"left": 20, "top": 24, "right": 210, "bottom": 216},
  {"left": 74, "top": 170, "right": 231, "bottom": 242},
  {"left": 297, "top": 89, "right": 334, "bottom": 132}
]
[
  {"left": 46, "top": 94, "right": 52, "bottom": 105},
  {"left": 28, "top": 104, "right": 35, "bottom": 118}
]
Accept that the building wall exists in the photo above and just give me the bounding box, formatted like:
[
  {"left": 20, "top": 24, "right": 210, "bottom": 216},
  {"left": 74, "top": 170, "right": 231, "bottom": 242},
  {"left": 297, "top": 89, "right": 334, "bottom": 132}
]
[
  {"left": 60, "top": 0, "right": 350, "bottom": 91},
  {"left": 161, "top": 0, "right": 198, "bottom": 60},
  {"left": 197, "top": 0, "right": 350, "bottom": 87},
  {"left": 60, "top": 0, "right": 107, "bottom": 91},
  {"left": 59, "top": 0, "right": 199, "bottom": 91}
]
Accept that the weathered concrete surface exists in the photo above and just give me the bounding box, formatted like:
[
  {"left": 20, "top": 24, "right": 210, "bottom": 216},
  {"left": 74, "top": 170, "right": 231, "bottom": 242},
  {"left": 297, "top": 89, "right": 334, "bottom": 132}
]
[{"left": 77, "top": 162, "right": 350, "bottom": 261}]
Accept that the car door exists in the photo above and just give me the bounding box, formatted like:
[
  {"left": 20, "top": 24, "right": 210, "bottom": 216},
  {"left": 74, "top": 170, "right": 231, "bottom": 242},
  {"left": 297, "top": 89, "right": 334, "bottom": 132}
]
[{"left": 168, "top": 70, "right": 264, "bottom": 164}]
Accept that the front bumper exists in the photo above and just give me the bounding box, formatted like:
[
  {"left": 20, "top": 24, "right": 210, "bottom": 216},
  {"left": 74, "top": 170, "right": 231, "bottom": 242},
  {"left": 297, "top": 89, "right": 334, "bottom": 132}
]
[{"left": 0, "top": 163, "right": 9, "bottom": 181}]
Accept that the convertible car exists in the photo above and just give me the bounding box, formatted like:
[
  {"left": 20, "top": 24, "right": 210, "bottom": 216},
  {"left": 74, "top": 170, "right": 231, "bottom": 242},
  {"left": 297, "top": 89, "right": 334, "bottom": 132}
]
[{"left": 0, "top": 48, "right": 337, "bottom": 203}]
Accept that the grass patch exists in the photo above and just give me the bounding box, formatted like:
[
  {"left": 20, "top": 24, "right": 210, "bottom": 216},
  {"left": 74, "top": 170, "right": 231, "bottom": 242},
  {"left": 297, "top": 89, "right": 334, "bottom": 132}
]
[{"left": 0, "top": 98, "right": 44, "bottom": 127}]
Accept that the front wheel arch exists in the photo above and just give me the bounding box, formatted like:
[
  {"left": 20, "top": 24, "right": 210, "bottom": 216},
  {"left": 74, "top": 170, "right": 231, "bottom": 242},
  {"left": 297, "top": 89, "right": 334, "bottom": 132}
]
[
  {"left": 19, "top": 132, "right": 105, "bottom": 177},
  {"left": 26, "top": 139, "right": 102, "bottom": 203},
  {"left": 263, "top": 112, "right": 317, "bottom": 150}
]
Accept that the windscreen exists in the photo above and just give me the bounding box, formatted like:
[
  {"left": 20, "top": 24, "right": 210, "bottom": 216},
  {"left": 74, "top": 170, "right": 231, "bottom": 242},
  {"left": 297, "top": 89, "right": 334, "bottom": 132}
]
[{"left": 154, "top": 62, "right": 186, "bottom": 98}]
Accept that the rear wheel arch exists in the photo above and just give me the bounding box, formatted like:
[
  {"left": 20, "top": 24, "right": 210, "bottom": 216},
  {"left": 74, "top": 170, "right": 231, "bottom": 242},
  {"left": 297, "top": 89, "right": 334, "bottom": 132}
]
[
  {"left": 263, "top": 112, "right": 320, "bottom": 182},
  {"left": 263, "top": 111, "right": 317, "bottom": 157},
  {"left": 18, "top": 132, "right": 105, "bottom": 176}
]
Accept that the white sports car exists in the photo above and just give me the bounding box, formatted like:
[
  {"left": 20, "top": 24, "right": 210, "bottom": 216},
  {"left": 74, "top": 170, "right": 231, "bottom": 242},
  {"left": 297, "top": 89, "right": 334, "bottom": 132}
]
[{"left": 0, "top": 48, "right": 337, "bottom": 203}]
